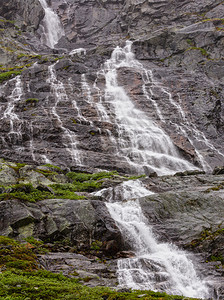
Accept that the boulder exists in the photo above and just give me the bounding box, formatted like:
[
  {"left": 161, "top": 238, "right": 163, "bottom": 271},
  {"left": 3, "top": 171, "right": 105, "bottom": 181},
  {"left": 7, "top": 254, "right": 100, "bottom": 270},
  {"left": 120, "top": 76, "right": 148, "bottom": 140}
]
[{"left": 0, "top": 198, "right": 123, "bottom": 253}]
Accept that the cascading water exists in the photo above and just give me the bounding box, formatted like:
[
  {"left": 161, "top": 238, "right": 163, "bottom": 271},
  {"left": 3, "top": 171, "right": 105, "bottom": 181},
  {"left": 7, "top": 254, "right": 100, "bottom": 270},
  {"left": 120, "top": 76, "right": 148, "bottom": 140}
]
[
  {"left": 1, "top": 76, "right": 24, "bottom": 144},
  {"left": 96, "top": 180, "right": 210, "bottom": 298},
  {"left": 142, "top": 64, "right": 224, "bottom": 171},
  {"left": 38, "top": 0, "right": 64, "bottom": 48},
  {"left": 47, "top": 64, "right": 81, "bottom": 164},
  {"left": 94, "top": 41, "right": 197, "bottom": 175}
]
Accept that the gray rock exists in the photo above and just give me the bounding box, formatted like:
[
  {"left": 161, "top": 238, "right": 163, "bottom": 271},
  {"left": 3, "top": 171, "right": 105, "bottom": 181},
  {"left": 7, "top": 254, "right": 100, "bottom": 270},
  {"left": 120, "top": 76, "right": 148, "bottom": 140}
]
[
  {"left": 0, "top": 198, "right": 122, "bottom": 252},
  {"left": 38, "top": 252, "right": 118, "bottom": 287}
]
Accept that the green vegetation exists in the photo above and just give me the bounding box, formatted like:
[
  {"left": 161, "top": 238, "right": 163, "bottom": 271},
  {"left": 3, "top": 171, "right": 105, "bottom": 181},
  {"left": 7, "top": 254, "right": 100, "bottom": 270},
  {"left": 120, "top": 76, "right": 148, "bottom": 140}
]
[
  {"left": 0, "top": 235, "right": 199, "bottom": 299},
  {"left": 35, "top": 168, "right": 58, "bottom": 177},
  {"left": 127, "top": 175, "right": 146, "bottom": 180},
  {"left": 0, "top": 269, "right": 197, "bottom": 300},
  {"left": 42, "top": 164, "right": 63, "bottom": 172},
  {"left": 0, "top": 70, "right": 22, "bottom": 83},
  {"left": 204, "top": 182, "right": 224, "bottom": 193},
  {"left": 186, "top": 39, "right": 194, "bottom": 46},
  {"left": 17, "top": 53, "right": 42, "bottom": 60},
  {"left": 90, "top": 240, "right": 103, "bottom": 251},
  {"left": 186, "top": 47, "right": 209, "bottom": 58},
  {"left": 0, "top": 183, "right": 54, "bottom": 203},
  {"left": 66, "top": 171, "right": 118, "bottom": 182},
  {"left": 0, "top": 160, "right": 147, "bottom": 203},
  {"left": 0, "top": 236, "right": 38, "bottom": 272},
  {"left": 7, "top": 163, "right": 26, "bottom": 174},
  {"left": 202, "top": 18, "right": 224, "bottom": 24},
  {"left": 209, "top": 254, "right": 224, "bottom": 265},
  {"left": 0, "top": 183, "right": 85, "bottom": 202},
  {"left": 25, "top": 98, "right": 39, "bottom": 105},
  {"left": 0, "top": 19, "right": 15, "bottom": 25},
  {"left": 189, "top": 227, "right": 224, "bottom": 265},
  {"left": 51, "top": 181, "right": 101, "bottom": 193}
]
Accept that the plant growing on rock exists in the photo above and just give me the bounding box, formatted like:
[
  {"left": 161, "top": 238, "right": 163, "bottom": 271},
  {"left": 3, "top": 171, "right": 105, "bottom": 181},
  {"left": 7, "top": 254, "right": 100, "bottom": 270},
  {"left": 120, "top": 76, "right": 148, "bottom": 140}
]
[{"left": 0, "top": 70, "right": 22, "bottom": 83}]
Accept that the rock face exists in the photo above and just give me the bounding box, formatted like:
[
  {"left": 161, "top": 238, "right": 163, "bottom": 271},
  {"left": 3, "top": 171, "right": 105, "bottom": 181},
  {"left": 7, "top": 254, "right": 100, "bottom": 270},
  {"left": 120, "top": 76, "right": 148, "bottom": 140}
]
[
  {"left": 0, "top": 0, "right": 224, "bottom": 295},
  {"left": 38, "top": 252, "right": 118, "bottom": 288},
  {"left": 0, "top": 0, "right": 44, "bottom": 30},
  {"left": 0, "top": 197, "right": 122, "bottom": 252},
  {"left": 0, "top": 0, "right": 223, "bottom": 174}
]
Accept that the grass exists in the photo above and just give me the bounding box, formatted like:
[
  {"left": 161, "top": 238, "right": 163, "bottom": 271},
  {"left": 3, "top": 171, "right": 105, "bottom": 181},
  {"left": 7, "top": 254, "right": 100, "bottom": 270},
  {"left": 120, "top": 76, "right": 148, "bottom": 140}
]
[
  {"left": 0, "top": 269, "right": 201, "bottom": 300},
  {"left": 0, "top": 183, "right": 54, "bottom": 202},
  {"left": 0, "top": 183, "right": 86, "bottom": 202},
  {"left": 0, "top": 160, "right": 148, "bottom": 202},
  {"left": 0, "top": 71, "right": 22, "bottom": 83},
  {"left": 0, "top": 236, "right": 38, "bottom": 272},
  {"left": 186, "top": 47, "right": 209, "bottom": 58},
  {"left": 41, "top": 164, "right": 63, "bottom": 172},
  {"left": 0, "top": 235, "right": 200, "bottom": 300},
  {"left": 66, "top": 171, "right": 118, "bottom": 182}
]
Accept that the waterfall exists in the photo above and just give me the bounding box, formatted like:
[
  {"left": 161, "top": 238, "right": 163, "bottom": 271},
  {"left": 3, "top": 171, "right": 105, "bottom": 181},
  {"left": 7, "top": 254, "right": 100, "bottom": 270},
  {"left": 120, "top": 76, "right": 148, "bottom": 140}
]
[
  {"left": 47, "top": 64, "right": 82, "bottom": 164},
  {"left": 93, "top": 41, "right": 197, "bottom": 176},
  {"left": 96, "top": 180, "right": 210, "bottom": 298},
  {"left": 38, "top": 0, "right": 64, "bottom": 48},
  {"left": 1, "top": 76, "right": 24, "bottom": 145}
]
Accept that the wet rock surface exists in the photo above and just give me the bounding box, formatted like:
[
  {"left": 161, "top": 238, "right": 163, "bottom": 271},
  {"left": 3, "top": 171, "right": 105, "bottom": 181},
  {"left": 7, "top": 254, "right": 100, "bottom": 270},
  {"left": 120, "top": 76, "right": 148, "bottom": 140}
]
[
  {"left": 0, "top": 0, "right": 224, "bottom": 295},
  {"left": 0, "top": 198, "right": 122, "bottom": 253},
  {"left": 0, "top": 0, "right": 223, "bottom": 173},
  {"left": 0, "top": 158, "right": 224, "bottom": 293},
  {"left": 38, "top": 252, "right": 118, "bottom": 288}
]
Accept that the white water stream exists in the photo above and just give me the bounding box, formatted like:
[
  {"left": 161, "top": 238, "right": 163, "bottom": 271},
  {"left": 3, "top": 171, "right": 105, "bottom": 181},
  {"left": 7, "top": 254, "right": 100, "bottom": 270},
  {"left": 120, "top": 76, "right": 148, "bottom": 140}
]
[
  {"left": 47, "top": 64, "right": 81, "bottom": 164},
  {"left": 96, "top": 180, "right": 210, "bottom": 298},
  {"left": 93, "top": 41, "right": 197, "bottom": 175},
  {"left": 38, "top": 0, "right": 64, "bottom": 48},
  {"left": 1, "top": 76, "right": 24, "bottom": 144}
]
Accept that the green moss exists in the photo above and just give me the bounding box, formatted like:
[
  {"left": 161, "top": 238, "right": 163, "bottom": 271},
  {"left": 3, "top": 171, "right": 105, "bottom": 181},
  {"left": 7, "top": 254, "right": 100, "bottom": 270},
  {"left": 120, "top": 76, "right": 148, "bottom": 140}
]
[
  {"left": 0, "top": 236, "right": 19, "bottom": 246},
  {"left": 8, "top": 163, "right": 26, "bottom": 172},
  {"left": 186, "top": 39, "right": 194, "bottom": 46},
  {"left": 202, "top": 18, "right": 224, "bottom": 24},
  {"left": 0, "top": 19, "right": 15, "bottom": 24},
  {"left": 0, "top": 183, "right": 54, "bottom": 203},
  {"left": 17, "top": 53, "right": 27, "bottom": 59},
  {"left": 65, "top": 171, "right": 146, "bottom": 192},
  {"left": 0, "top": 269, "right": 199, "bottom": 300},
  {"left": 127, "top": 175, "right": 146, "bottom": 180},
  {"left": 41, "top": 164, "right": 63, "bottom": 172},
  {"left": 35, "top": 169, "right": 58, "bottom": 177},
  {"left": 205, "top": 182, "right": 224, "bottom": 193},
  {"left": 0, "top": 71, "right": 22, "bottom": 84},
  {"left": 24, "top": 237, "right": 49, "bottom": 254},
  {"left": 49, "top": 184, "right": 86, "bottom": 199},
  {"left": 51, "top": 181, "right": 98, "bottom": 194},
  {"left": 25, "top": 98, "right": 39, "bottom": 104},
  {"left": 209, "top": 255, "right": 224, "bottom": 264},
  {"left": 189, "top": 227, "right": 224, "bottom": 249},
  {"left": 0, "top": 237, "right": 199, "bottom": 300},
  {"left": 17, "top": 53, "right": 42, "bottom": 60},
  {"left": 54, "top": 56, "right": 65, "bottom": 61},
  {"left": 66, "top": 171, "right": 118, "bottom": 182},
  {"left": 0, "top": 236, "right": 38, "bottom": 272},
  {"left": 90, "top": 240, "right": 102, "bottom": 251},
  {"left": 186, "top": 47, "right": 209, "bottom": 58}
]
